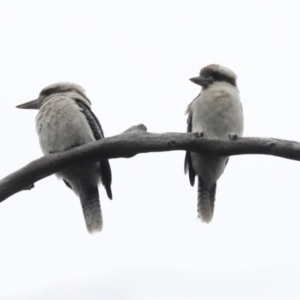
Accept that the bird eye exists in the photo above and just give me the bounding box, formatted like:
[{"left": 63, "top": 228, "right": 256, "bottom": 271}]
[{"left": 213, "top": 74, "right": 219, "bottom": 80}]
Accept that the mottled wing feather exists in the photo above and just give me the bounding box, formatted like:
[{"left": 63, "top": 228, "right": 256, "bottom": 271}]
[
  {"left": 99, "top": 160, "right": 112, "bottom": 199},
  {"left": 63, "top": 179, "right": 72, "bottom": 189},
  {"left": 75, "top": 99, "right": 113, "bottom": 200},
  {"left": 184, "top": 100, "right": 196, "bottom": 186},
  {"left": 87, "top": 107, "right": 105, "bottom": 139},
  {"left": 185, "top": 152, "right": 195, "bottom": 186},
  {"left": 74, "top": 100, "right": 104, "bottom": 139},
  {"left": 225, "top": 158, "right": 229, "bottom": 167}
]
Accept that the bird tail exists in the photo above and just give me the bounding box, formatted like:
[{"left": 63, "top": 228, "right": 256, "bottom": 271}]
[
  {"left": 197, "top": 178, "right": 217, "bottom": 223},
  {"left": 78, "top": 186, "right": 103, "bottom": 233}
]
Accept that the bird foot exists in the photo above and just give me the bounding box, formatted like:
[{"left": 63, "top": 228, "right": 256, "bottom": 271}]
[
  {"left": 23, "top": 183, "right": 35, "bottom": 190},
  {"left": 194, "top": 132, "right": 204, "bottom": 138},
  {"left": 228, "top": 134, "right": 238, "bottom": 141}
]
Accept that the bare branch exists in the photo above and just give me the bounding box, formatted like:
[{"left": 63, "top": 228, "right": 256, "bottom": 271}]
[{"left": 1, "top": 124, "right": 300, "bottom": 203}]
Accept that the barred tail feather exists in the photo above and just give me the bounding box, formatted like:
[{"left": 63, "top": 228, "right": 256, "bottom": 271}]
[
  {"left": 79, "top": 186, "right": 103, "bottom": 233},
  {"left": 197, "top": 178, "right": 216, "bottom": 223},
  {"left": 209, "top": 183, "right": 217, "bottom": 215}
]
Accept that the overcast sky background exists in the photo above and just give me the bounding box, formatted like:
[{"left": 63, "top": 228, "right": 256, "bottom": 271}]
[{"left": 0, "top": 1, "right": 300, "bottom": 299}]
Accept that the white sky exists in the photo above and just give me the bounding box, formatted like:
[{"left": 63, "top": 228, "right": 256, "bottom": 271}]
[{"left": 0, "top": 0, "right": 300, "bottom": 299}]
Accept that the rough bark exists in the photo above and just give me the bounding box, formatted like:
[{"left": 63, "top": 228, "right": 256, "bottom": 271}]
[{"left": 0, "top": 124, "right": 299, "bottom": 202}]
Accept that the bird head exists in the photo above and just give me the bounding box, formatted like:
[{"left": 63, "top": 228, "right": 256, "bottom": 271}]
[
  {"left": 190, "top": 64, "right": 237, "bottom": 88},
  {"left": 16, "top": 82, "right": 90, "bottom": 110}
]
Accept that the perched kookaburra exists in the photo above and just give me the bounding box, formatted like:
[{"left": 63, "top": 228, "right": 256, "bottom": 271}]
[
  {"left": 16, "top": 83, "right": 112, "bottom": 233},
  {"left": 184, "top": 64, "right": 244, "bottom": 222}
]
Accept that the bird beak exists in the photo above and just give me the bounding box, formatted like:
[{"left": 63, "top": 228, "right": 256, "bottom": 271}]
[
  {"left": 189, "top": 76, "right": 214, "bottom": 86},
  {"left": 16, "top": 99, "right": 40, "bottom": 109}
]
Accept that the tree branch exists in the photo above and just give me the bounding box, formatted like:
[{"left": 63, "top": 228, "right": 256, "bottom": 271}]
[{"left": 1, "top": 124, "right": 300, "bottom": 203}]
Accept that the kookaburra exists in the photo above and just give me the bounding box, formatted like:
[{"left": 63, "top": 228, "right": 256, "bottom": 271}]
[
  {"left": 184, "top": 64, "right": 244, "bottom": 222},
  {"left": 17, "top": 82, "right": 112, "bottom": 234}
]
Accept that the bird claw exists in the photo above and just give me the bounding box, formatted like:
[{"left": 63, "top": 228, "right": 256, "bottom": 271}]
[
  {"left": 228, "top": 134, "right": 238, "bottom": 141},
  {"left": 194, "top": 132, "right": 204, "bottom": 138},
  {"left": 23, "top": 183, "right": 35, "bottom": 190}
]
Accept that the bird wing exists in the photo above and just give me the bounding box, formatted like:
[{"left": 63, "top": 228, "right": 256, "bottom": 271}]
[
  {"left": 63, "top": 179, "right": 72, "bottom": 189},
  {"left": 184, "top": 98, "right": 197, "bottom": 187},
  {"left": 74, "top": 99, "right": 113, "bottom": 200}
]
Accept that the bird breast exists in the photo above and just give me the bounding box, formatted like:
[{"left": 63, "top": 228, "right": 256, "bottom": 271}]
[
  {"left": 191, "top": 83, "right": 244, "bottom": 140},
  {"left": 36, "top": 96, "right": 95, "bottom": 154}
]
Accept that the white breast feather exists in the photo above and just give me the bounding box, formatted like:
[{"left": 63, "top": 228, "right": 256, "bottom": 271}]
[
  {"left": 191, "top": 82, "right": 243, "bottom": 140},
  {"left": 36, "top": 96, "right": 95, "bottom": 154}
]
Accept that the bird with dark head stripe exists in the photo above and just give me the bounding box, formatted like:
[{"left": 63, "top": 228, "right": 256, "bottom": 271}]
[
  {"left": 17, "top": 82, "right": 112, "bottom": 233},
  {"left": 185, "top": 64, "right": 244, "bottom": 222}
]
